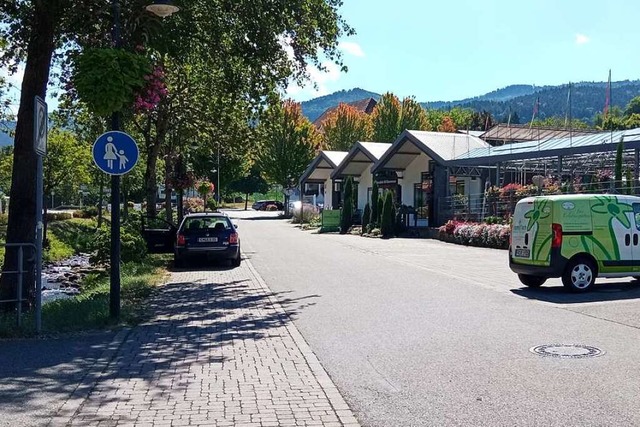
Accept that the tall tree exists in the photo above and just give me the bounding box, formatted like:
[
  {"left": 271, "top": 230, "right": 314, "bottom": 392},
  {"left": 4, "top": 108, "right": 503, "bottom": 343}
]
[
  {"left": 400, "top": 97, "right": 428, "bottom": 132},
  {"left": 256, "top": 100, "right": 322, "bottom": 207},
  {"left": 322, "top": 103, "right": 372, "bottom": 151},
  {"left": 371, "top": 92, "right": 402, "bottom": 143},
  {"left": 229, "top": 167, "right": 269, "bottom": 210}
]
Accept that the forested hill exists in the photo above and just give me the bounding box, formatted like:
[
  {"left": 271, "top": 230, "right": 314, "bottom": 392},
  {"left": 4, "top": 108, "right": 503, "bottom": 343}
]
[
  {"left": 429, "top": 81, "right": 640, "bottom": 123},
  {"left": 300, "top": 81, "right": 640, "bottom": 124},
  {"left": 300, "top": 88, "right": 380, "bottom": 122}
]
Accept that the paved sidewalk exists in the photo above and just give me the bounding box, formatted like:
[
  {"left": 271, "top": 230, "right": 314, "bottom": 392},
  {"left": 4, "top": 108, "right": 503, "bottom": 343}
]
[{"left": 58, "top": 259, "right": 359, "bottom": 426}]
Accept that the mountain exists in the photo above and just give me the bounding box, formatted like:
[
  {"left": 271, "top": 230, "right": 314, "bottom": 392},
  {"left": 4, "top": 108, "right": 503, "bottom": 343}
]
[
  {"left": 0, "top": 122, "right": 15, "bottom": 147},
  {"left": 301, "top": 88, "right": 380, "bottom": 122},
  {"left": 451, "top": 81, "right": 640, "bottom": 124},
  {"left": 300, "top": 81, "right": 640, "bottom": 125},
  {"left": 425, "top": 84, "right": 542, "bottom": 109}
]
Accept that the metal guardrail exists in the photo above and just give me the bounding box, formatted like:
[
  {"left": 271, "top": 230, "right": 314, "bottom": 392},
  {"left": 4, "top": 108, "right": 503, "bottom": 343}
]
[{"left": 0, "top": 243, "right": 36, "bottom": 327}]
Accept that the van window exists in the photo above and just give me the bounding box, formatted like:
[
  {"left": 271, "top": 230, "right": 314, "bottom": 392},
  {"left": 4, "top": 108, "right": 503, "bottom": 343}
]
[{"left": 633, "top": 204, "right": 640, "bottom": 231}]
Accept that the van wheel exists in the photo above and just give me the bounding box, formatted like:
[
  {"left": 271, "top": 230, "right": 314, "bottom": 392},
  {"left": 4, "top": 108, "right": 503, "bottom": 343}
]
[
  {"left": 562, "top": 257, "right": 596, "bottom": 292},
  {"left": 518, "top": 274, "right": 546, "bottom": 288}
]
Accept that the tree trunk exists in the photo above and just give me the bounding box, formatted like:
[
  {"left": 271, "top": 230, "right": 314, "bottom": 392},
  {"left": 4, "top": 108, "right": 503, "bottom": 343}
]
[
  {"left": 177, "top": 188, "right": 184, "bottom": 225},
  {"left": 164, "top": 155, "right": 172, "bottom": 223},
  {"left": 244, "top": 193, "right": 249, "bottom": 210},
  {"left": 144, "top": 108, "right": 168, "bottom": 218},
  {"left": 0, "top": 2, "right": 59, "bottom": 306}
]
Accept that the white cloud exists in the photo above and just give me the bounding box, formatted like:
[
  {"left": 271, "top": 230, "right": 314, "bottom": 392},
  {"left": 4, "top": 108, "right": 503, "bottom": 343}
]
[
  {"left": 575, "top": 33, "right": 590, "bottom": 45},
  {"left": 286, "top": 60, "right": 342, "bottom": 99},
  {"left": 339, "top": 41, "right": 365, "bottom": 57}
]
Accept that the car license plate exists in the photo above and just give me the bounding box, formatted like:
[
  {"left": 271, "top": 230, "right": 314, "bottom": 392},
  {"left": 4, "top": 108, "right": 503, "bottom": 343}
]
[
  {"left": 514, "top": 248, "right": 530, "bottom": 258},
  {"left": 198, "top": 237, "right": 218, "bottom": 243}
]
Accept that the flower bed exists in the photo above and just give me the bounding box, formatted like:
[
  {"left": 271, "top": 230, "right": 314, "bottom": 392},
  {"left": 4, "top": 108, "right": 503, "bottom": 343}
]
[{"left": 437, "top": 220, "right": 510, "bottom": 249}]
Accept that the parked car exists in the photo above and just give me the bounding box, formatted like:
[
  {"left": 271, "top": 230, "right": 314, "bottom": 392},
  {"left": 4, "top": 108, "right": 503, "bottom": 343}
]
[
  {"left": 174, "top": 213, "right": 241, "bottom": 267},
  {"left": 251, "top": 200, "right": 284, "bottom": 211}
]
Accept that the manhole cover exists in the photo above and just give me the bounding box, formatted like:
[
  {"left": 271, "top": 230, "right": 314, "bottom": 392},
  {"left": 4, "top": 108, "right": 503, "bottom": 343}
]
[{"left": 530, "top": 344, "right": 604, "bottom": 359}]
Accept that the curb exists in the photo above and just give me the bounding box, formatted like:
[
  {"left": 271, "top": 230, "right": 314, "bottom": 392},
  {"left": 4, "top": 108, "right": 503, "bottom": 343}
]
[
  {"left": 48, "top": 327, "right": 132, "bottom": 426},
  {"left": 244, "top": 257, "right": 360, "bottom": 426}
]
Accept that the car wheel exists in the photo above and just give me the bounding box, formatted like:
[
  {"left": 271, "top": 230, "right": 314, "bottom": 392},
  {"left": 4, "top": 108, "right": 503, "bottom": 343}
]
[
  {"left": 562, "top": 257, "right": 596, "bottom": 292},
  {"left": 232, "top": 252, "right": 241, "bottom": 267},
  {"left": 518, "top": 274, "right": 546, "bottom": 288},
  {"left": 174, "top": 254, "right": 184, "bottom": 268}
]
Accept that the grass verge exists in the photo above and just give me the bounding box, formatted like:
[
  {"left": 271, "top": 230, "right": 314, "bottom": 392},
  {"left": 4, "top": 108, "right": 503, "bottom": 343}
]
[{"left": 0, "top": 254, "right": 170, "bottom": 338}]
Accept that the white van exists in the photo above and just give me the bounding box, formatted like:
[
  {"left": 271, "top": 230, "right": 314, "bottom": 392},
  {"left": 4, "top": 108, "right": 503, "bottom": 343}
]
[{"left": 509, "top": 194, "right": 640, "bottom": 292}]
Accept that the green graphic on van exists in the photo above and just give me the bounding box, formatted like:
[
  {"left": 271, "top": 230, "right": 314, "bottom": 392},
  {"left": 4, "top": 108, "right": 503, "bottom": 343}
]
[
  {"left": 523, "top": 199, "right": 551, "bottom": 260},
  {"left": 589, "top": 195, "right": 633, "bottom": 259},
  {"left": 524, "top": 198, "right": 550, "bottom": 231}
]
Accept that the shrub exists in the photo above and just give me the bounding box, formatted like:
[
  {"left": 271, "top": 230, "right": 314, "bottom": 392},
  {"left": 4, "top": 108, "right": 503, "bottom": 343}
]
[
  {"left": 89, "top": 224, "right": 147, "bottom": 264},
  {"left": 340, "top": 177, "right": 354, "bottom": 234},
  {"left": 206, "top": 197, "right": 217, "bottom": 211},
  {"left": 291, "top": 203, "right": 320, "bottom": 224},
  {"left": 380, "top": 191, "right": 394, "bottom": 238},
  {"left": 377, "top": 195, "right": 384, "bottom": 225},
  {"left": 370, "top": 228, "right": 381, "bottom": 237},
  {"left": 46, "top": 212, "right": 73, "bottom": 221},
  {"left": 361, "top": 203, "right": 371, "bottom": 235},
  {"left": 370, "top": 181, "right": 379, "bottom": 224},
  {"left": 438, "top": 220, "right": 510, "bottom": 249}
]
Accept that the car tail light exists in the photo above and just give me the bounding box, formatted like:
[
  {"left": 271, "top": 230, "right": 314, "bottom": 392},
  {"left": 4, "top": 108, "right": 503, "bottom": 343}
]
[
  {"left": 177, "top": 234, "right": 186, "bottom": 246},
  {"left": 552, "top": 223, "right": 562, "bottom": 248},
  {"left": 229, "top": 233, "right": 238, "bottom": 244}
]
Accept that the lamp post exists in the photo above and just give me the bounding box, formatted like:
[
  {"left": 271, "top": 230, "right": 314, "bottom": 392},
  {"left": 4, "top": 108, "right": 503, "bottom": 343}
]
[{"left": 109, "top": 0, "right": 179, "bottom": 320}]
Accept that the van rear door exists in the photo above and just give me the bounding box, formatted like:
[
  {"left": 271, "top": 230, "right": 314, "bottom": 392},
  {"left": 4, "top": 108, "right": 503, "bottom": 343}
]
[{"left": 511, "top": 199, "right": 535, "bottom": 261}]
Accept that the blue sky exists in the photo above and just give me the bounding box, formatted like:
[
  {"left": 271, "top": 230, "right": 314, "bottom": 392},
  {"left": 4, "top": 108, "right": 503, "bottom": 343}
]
[{"left": 288, "top": 0, "right": 640, "bottom": 102}]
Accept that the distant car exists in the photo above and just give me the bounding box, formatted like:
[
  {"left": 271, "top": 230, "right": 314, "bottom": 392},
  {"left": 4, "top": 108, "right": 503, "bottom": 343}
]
[
  {"left": 251, "top": 200, "right": 284, "bottom": 211},
  {"left": 174, "top": 213, "right": 241, "bottom": 267}
]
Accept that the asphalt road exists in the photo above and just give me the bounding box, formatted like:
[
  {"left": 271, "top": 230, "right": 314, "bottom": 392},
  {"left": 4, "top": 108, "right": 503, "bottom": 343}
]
[{"left": 230, "top": 210, "right": 640, "bottom": 427}]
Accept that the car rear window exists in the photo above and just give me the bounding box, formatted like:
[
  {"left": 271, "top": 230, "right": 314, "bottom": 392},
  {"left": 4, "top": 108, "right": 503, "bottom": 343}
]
[{"left": 182, "top": 217, "right": 232, "bottom": 233}]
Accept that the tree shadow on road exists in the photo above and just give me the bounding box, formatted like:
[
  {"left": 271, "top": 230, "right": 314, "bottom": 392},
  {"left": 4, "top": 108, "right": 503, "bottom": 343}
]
[
  {"left": 0, "top": 263, "right": 319, "bottom": 425},
  {"left": 511, "top": 280, "right": 640, "bottom": 304}
]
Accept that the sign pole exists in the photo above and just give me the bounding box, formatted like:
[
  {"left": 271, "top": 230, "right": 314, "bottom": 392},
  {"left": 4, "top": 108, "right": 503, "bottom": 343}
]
[
  {"left": 110, "top": 0, "right": 122, "bottom": 320},
  {"left": 110, "top": 114, "right": 121, "bottom": 320},
  {"left": 35, "top": 156, "right": 43, "bottom": 332},
  {"left": 33, "top": 95, "right": 47, "bottom": 334}
]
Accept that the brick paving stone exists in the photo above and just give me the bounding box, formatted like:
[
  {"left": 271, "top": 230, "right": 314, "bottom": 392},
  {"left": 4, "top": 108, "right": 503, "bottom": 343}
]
[{"left": 62, "top": 258, "right": 359, "bottom": 426}]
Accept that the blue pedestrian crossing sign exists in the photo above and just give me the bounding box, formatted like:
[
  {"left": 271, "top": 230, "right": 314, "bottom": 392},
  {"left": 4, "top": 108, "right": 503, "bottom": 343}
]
[{"left": 92, "top": 131, "right": 139, "bottom": 176}]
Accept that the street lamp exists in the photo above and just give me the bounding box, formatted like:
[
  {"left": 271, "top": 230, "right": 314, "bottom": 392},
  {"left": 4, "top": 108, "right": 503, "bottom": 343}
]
[
  {"left": 109, "top": 0, "right": 179, "bottom": 320},
  {"left": 146, "top": 0, "right": 180, "bottom": 18}
]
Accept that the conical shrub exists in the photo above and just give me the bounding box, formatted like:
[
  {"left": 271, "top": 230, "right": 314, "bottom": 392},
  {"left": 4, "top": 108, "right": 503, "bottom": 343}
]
[{"left": 381, "top": 191, "right": 394, "bottom": 238}]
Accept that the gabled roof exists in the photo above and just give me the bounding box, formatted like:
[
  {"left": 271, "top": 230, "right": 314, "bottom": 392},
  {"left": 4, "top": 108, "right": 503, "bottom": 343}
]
[
  {"left": 313, "top": 98, "right": 378, "bottom": 129},
  {"left": 331, "top": 141, "right": 392, "bottom": 178},
  {"left": 452, "top": 128, "right": 640, "bottom": 165},
  {"left": 480, "top": 123, "right": 598, "bottom": 144},
  {"left": 372, "top": 130, "right": 490, "bottom": 173},
  {"left": 299, "top": 150, "right": 348, "bottom": 184}
]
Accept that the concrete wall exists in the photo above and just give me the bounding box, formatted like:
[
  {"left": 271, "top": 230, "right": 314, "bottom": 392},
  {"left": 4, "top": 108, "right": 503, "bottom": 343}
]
[
  {"left": 357, "top": 166, "right": 373, "bottom": 211},
  {"left": 400, "top": 153, "right": 430, "bottom": 206},
  {"left": 324, "top": 177, "right": 333, "bottom": 209}
]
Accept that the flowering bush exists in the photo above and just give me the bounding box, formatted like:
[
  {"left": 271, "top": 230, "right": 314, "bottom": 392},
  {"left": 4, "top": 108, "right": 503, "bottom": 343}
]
[
  {"left": 499, "top": 183, "right": 524, "bottom": 201},
  {"left": 184, "top": 197, "right": 204, "bottom": 213},
  {"left": 134, "top": 66, "right": 169, "bottom": 112},
  {"left": 196, "top": 180, "right": 215, "bottom": 196},
  {"left": 438, "top": 220, "right": 510, "bottom": 249}
]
